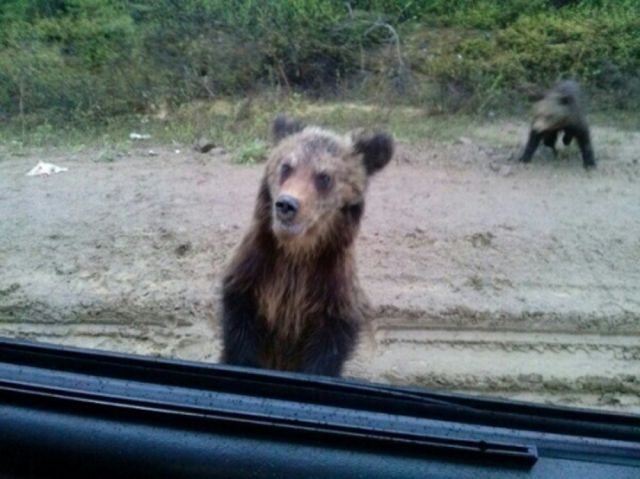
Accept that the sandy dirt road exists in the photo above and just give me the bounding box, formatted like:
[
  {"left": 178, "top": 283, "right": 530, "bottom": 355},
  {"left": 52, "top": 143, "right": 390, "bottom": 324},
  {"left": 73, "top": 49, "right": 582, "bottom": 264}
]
[{"left": 1, "top": 121, "right": 639, "bottom": 412}]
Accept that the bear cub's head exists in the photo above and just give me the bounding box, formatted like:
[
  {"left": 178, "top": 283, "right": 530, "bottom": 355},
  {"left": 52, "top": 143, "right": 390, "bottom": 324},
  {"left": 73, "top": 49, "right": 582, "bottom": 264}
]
[
  {"left": 261, "top": 114, "right": 394, "bottom": 250},
  {"left": 532, "top": 80, "right": 584, "bottom": 132}
]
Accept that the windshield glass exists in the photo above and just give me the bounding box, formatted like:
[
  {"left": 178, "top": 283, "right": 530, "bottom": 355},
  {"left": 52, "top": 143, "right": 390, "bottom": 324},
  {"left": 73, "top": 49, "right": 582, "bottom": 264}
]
[{"left": 1, "top": 0, "right": 638, "bottom": 415}]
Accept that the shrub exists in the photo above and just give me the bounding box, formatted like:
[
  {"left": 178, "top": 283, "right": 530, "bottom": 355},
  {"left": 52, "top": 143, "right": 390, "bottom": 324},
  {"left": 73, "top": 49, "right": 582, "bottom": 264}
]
[
  {"left": 409, "top": 1, "right": 640, "bottom": 111},
  {"left": 0, "top": 0, "right": 638, "bottom": 125}
]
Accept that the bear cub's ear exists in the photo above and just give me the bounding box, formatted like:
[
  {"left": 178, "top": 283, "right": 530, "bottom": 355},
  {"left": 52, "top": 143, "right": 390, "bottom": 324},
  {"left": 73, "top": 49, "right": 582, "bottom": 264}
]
[
  {"left": 273, "top": 114, "right": 306, "bottom": 144},
  {"left": 353, "top": 131, "right": 394, "bottom": 176}
]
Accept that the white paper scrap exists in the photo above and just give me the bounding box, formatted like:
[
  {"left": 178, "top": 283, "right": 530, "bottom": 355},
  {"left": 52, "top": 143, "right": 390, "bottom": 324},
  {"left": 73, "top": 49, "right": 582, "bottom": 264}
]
[{"left": 26, "top": 161, "right": 69, "bottom": 177}]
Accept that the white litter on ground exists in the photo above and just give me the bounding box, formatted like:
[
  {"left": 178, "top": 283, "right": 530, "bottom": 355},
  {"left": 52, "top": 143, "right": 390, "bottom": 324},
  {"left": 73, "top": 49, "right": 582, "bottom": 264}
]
[
  {"left": 129, "top": 132, "right": 151, "bottom": 140},
  {"left": 26, "top": 161, "right": 69, "bottom": 177}
]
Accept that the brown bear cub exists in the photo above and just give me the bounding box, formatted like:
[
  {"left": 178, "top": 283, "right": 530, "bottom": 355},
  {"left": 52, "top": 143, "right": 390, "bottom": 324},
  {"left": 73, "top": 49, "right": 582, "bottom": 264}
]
[
  {"left": 220, "top": 115, "right": 394, "bottom": 376},
  {"left": 519, "top": 80, "right": 595, "bottom": 169}
]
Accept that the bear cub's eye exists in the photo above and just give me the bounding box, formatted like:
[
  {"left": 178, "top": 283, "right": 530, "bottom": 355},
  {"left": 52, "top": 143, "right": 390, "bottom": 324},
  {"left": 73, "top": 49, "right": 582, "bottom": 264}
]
[
  {"left": 280, "top": 163, "right": 293, "bottom": 181},
  {"left": 315, "top": 172, "right": 333, "bottom": 191}
]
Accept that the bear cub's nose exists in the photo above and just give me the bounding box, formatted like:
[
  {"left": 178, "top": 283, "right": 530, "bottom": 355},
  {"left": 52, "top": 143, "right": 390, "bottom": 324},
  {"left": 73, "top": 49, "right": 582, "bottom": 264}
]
[{"left": 275, "top": 195, "right": 299, "bottom": 221}]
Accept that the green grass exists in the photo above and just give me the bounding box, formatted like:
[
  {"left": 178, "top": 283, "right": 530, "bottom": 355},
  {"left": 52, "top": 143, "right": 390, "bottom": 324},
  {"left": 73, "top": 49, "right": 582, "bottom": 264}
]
[
  {"left": 0, "top": 95, "right": 478, "bottom": 152},
  {"left": 232, "top": 140, "right": 270, "bottom": 164},
  {"left": 1, "top": 94, "right": 638, "bottom": 160}
]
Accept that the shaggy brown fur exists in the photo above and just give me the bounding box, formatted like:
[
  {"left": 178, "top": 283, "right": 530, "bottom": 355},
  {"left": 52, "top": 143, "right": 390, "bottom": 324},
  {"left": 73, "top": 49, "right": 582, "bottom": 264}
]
[
  {"left": 519, "top": 80, "right": 595, "bottom": 169},
  {"left": 220, "top": 115, "right": 393, "bottom": 376}
]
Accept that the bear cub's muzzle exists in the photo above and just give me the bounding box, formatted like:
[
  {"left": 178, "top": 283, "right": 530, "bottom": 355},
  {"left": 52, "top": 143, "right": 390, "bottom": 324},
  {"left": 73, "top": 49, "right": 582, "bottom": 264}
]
[{"left": 274, "top": 194, "right": 299, "bottom": 222}]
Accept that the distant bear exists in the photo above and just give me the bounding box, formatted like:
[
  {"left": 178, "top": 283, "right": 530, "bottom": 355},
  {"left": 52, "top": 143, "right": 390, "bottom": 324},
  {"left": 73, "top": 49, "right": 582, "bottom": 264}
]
[
  {"left": 220, "top": 115, "right": 394, "bottom": 376},
  {"left": 519, "top": 80, "right": 595, "bottom": 169}
]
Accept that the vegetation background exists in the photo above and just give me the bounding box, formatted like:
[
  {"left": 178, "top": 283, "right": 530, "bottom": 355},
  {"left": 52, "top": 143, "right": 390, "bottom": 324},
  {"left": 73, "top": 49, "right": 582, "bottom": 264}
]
[{"left": 0, "top": 0, "right": 638, "bottom": 147}]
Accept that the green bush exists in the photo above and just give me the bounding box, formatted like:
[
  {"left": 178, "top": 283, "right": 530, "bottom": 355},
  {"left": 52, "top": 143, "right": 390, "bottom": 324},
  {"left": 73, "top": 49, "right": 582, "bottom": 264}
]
[
  {"left": 0, "top": 0, "right": 147, "bottom": 120},
  {"left": 410, "top": 1, "right": 640, "bottom": 111},
  {"left": 0, "top": 0, "right": 639, "bottom": 126}
]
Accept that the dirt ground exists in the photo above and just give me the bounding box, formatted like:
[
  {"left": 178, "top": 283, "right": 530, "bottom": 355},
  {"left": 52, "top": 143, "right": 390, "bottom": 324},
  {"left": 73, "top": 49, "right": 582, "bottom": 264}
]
[{"left": 1, "top": 120, "right": 639, "bottom": 413}]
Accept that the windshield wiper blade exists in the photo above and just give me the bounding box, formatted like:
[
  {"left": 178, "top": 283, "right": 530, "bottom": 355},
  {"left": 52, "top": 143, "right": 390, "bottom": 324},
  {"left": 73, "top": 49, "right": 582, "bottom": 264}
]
[
  {"left": 0, "top": 377, "right": 538, "bottom": 468},
  {"left": 1, "top": 337, "right": 638, "bottom": 443}
]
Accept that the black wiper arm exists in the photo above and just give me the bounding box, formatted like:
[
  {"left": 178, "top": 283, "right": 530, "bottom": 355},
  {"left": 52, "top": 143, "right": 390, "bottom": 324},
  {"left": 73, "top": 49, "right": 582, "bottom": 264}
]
[
  {"left": 0, "top": 376, "right": 538, "bottom": 469},
  {"left": 1, "top": 337, "right": 638, "bottom": 444}
]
